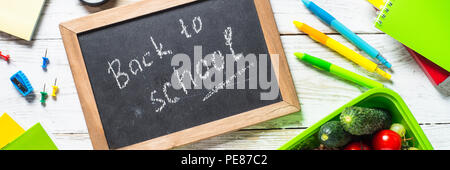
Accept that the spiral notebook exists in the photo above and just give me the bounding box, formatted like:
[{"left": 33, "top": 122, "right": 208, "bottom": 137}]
[{"left": 375, "top": 0, "right": 450, "bottom": 72}]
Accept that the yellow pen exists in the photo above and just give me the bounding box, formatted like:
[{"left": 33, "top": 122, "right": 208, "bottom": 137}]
[{"left": 293, "top": 21, "right": 391, "bottom": 80}]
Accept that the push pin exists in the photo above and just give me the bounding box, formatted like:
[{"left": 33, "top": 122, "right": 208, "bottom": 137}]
[
  {"left": 42, "top": 49, "right": 49, "bottom": 70},
  {"left": 51, "top": 78, "right": 59, "bottom": 97},
  {"left": 40, "top": 84, "right": 48, "bottom": 105},
  {"left": 0, "top": 51, "right": 10, "bottom": 62}
]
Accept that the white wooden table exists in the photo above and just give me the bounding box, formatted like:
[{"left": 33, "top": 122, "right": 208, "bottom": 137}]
[{"left": 1, "top": 0, "right": 449, "bottom": 150}]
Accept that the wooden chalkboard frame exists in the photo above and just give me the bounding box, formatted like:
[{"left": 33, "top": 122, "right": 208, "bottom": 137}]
[{"left": 59, "top": 0, "right": 300, "bottom": 150}]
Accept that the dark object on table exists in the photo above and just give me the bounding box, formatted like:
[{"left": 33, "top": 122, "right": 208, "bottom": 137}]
[{"left": 80, "top": 0, "right": 110, "bottom": 7}]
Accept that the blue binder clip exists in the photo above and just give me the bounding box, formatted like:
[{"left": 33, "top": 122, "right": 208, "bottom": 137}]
[{"left": 10, "top": 71, "right": 34, "bottom": 96}]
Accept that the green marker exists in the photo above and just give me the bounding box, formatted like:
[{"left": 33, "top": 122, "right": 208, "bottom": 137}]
[{"left": 295, "top": 52, "right": 384, "bottom": 89}]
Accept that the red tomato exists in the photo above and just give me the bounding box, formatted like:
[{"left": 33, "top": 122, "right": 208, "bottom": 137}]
[
  {"left": 372, "top": 130, "right": 402, "bottom": 150},
  {"left": 344, "top": 142, "right": 371, "bottom": 150}
]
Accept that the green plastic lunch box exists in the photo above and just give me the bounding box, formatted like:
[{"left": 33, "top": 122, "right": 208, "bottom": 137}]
[{"left": 279, "top": 88, "right": 433, "bottom": 150}]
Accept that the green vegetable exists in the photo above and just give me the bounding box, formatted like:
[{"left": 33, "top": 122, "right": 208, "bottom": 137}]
[
  {"left": 340, "top": 106, "right": 391, "bottom": 135},
  {"left": 390, "top": 123, "right": 406, "bottom": 137},
  {"left": 318, "top": 121, "right": 351, "bottom": 148},
  {"left": 294, "top": 135, "right": 320, "bottom": 150}
]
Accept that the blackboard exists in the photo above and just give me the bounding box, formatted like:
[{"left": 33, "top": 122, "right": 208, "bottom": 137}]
[{"left": 60, "top": 0, "right": 300, "bottom": 150}]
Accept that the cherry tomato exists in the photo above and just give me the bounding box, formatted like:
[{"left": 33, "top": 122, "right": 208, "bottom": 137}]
[
  {"left": 372, "top": 130, "right": 402, "bottom": 150},
  {"left": 344, "top": 141, "right": 371, "bottom": 150}
]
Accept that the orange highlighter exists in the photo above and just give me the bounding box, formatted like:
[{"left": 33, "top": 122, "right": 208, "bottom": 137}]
[{"left": 293, "top": 21, "right": 391, "bottom": 80}]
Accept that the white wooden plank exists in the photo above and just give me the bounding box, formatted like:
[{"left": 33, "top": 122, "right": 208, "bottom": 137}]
[
  {"left": 51, "top": 124, "right": 450, "bottom": 150},
  {"left": 53, "top": 133, "right": 93, "bottom": 150},
  {"left": 0, "top": 0, "right": 382, "bottom": 40},
  {"left": 52, "top": 129, "right": 307, "bottom": 150},
  {"left": 272, "top": 0, "right": 382, "bottom": 34},
  {"left": 421, "top": 124, "right": 450, "bottom": 150},
  {"left": 176, "top": 129, "right": 305, "bottom": 150},
  {"left": 1, "top": 34, "right": 449, "bottom": 134},
  {"left": 251, "top": 34, "right": 450, "bottom": 129},
  {"left": 2, "top": 34, "right": 449, "bottom": 134},
  {"left": 179, "top": 124, "right": 450, "bottom": 150},
  {"left": 0, "top": 0, "right": 449, "bottom": 150},
  {"left": 0, "top": 39, "right": 87, "bottom": 133}
]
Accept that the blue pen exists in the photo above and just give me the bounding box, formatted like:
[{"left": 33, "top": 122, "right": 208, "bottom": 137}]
[{"left": 301, "top": 0, "right": 392, "bottom": 68}]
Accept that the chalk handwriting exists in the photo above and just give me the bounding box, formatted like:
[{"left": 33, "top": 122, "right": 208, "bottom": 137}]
[
  {"left": 163, "top": 82, "right": 180, "bottom": 104},
  {"left": 212, "top": 50, "right": 225, "bottom": 71},
  {"left": 193, "top": 16, "right": 202, "bottom": 34},
  {"left": 150, "top": 90, "right": 166, "bottom": 113},
  {"left": 202, "top": 64, "right": 254, "bottom": 101},
  {"left": 105, "top": 15, "right": 266, "bottom": 113},
  {"left": 142, "top": 51, "right": 154, "bottom": 67},
  {"left": 196, "top": 59, "right": 211, "bottom": 80},
  {"left": 224, "top": 27, "right": 243, "bottom": 61},
  {"left": 129, "top": 59, "right": 143, "bottom": 75},
  {"left": 108, "top": 50, "right": 157, "bottom": 89},
  {"left": 108, "top": 59, "right": 129, "bottom": 89},
  {"left": 173, "top": 69, "right": 198, "bottom": 95},
  {"left": 179, "top": 19, "right": 192, "bottom": 38},
  {"left": 151, "top": 36, "right": 173, "bottom": 59},
  {"left": 179, "top": 16, "right": 203, "bottom": 39}
]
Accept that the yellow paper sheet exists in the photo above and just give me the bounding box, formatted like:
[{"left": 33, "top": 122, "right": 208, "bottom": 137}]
[
  {"left": 0, "top": 113, "right": 25, "bottom": 148},
  {"left": 0, "top": 0, "right": 46, "bottom": 41}
]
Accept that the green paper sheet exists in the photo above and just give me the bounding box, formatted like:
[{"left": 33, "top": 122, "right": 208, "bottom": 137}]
[
  {"left": 375, "top": 0, "right": 450, "bottom": 71},
  {"left": 1, "top": 123, "right": 58, "bottom": 150}
]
